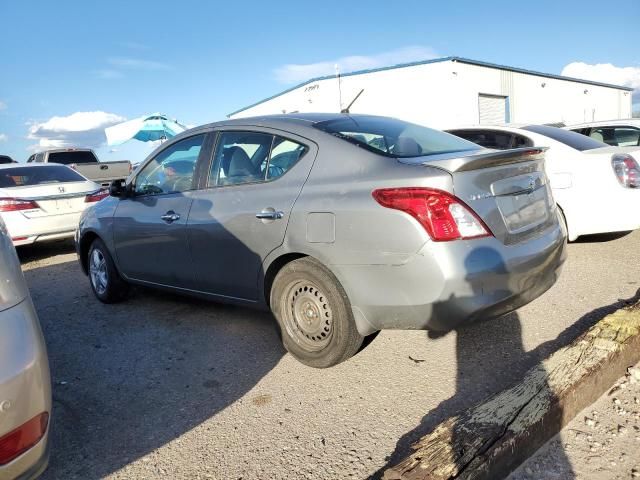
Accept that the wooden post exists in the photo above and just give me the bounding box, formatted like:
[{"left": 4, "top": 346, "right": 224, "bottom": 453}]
[{"left": 384, "top": 302, "right": 640, "bottom": 480}]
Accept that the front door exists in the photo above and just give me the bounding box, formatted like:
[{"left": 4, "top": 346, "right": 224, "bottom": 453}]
[
  {"left": 187, "top": 129, "right": 316, "bottom": 301},
  {"left": 113, "top": 133, "right": 208, "bottom": 289}
]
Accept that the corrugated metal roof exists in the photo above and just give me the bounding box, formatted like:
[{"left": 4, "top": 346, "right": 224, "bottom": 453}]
[{"left": 227, "top": 56, "right": 634, "bottom": 118}]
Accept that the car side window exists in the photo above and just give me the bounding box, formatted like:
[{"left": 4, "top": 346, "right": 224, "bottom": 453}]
[
  {"left": 27, "top": 154, "right": 35, "bottom": 163},
  {"left": 588, "top": 127, "right": 640, "bottom": 146},
  {"left": 267, "top": 137, "right": 307, "bottom": 180},
  {"left": 209, "top": 132, "right": 307, "bottom": 186},
  {"left": 134, "top": 134, "right": 205, "bottom": 196},
  {"left": 611, "top": 127, "right": 640, "bottom": 147}
]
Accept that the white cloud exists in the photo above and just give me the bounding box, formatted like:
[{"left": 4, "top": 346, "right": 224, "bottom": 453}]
[
  {"left": 107, "top": 57, "right": 170, "bottom": 70},
  {"left": 561, "top": 62, "right": 640, "bottom": 102},
  {"left": 0, "top": 133, "right": 8, "bottom": 143},
  {"left": 0, "top": 100, "right": 6, "bottom": 111},
  {"left": 27, "top": 111, "right": 126, "bottom": 151},
  {"left": 274, "top": 45, "right": 439, "bottom": 84}
]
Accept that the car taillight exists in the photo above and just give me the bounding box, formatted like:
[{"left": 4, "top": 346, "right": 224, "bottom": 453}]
[
  {"left": 85, "top": 189, "right": 110, "bottom": 203},
  {"left": 612, "top": 154, "right": 640, "bottom": 188},
  {"left": 0, "top": 198, "right": 39, "bottom": 212},
  {"left": 0, "top": 412, "right": 49, "bottom": 465},
  {"left": 372, "top": 188, "right": 491, "bottom": 241}
]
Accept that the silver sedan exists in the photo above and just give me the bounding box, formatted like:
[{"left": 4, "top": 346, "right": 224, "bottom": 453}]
[
  {"left": 0, "top": 217, "right": 51, "bottom": 479},
  {"left": 76, "top": 114, "right": 566, "bottom": 368}
]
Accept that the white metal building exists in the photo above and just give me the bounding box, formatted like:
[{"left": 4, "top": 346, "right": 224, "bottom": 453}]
[{"left": 228, "top": 57, "right": 633, "bottom": 128}]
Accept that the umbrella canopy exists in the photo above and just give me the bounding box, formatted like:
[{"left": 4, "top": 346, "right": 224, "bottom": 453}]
[{"left": 105, "top": 113, "right": 187, "bottom": 146}]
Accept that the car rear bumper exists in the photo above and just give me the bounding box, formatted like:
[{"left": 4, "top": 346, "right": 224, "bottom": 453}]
[
  {"left": 333, "top": 223, "right": 567, "bottom": 335},
  {"left": 0, "top": 299, "right": 51, "bottom": 480},
  {"left": 1, "top": 211, "right": 81, "bottom": 246}
]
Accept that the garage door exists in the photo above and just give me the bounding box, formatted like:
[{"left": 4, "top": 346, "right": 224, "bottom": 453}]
[{"left": 478, "top": 94, "right": 508, "bottom": 124}]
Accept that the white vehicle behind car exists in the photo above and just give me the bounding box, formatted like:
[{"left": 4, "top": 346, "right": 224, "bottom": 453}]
[
  {"left": 564, "top": 119, "right": 640, "bottom": 147},
  {"left": 447, "top": 125, "right": 640, "bottom": 241},
  {"left": 0, "top": 164, "right": 109, "bottom": 246}
]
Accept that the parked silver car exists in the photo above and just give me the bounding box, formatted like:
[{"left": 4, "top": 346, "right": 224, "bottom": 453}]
[
  {"left": 0, "top": 217, "right": 51, "bottom": 479},
  {"left": 76, "top": 114, "right": 566, "bottom": 367}
]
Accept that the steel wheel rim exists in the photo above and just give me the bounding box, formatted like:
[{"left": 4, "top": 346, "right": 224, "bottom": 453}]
[
  {"left": 281, "top": 280, "right": 333, "bottom": 352},
  {"left": 89, "top": 249, "right": 108, "bottom": 295}
]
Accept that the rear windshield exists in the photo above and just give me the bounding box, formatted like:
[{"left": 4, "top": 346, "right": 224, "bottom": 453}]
[
  {"left": 0, "top": 165, "right": 86, "bottom": 187},
  {"left": 0, "top": 155, "right": 14, "bottom": 164},
  {"left": 48, "top": 151, "right": 98, "bottom": 165},
  {"left": 522, "top": 125, "right": 607, "bottom": 151},
  {"left": 314, "top": 116, "right": 481, "bottom": 158}
]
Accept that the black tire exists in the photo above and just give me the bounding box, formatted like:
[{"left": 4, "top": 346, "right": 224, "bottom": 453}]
[
  {"left": 270, "top": 257, "right": 364, "bottom": 368},
  {"left": 87, "top": 238, "right": 129, "bottom": 303}
]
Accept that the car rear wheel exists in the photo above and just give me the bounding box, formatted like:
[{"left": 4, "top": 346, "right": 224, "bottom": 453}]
[
  {"left": 88, "top": 238, "right": 129, "bottom": 303},
  {"left": 270, "top": 257, "right": 363, "bottom": 368}
]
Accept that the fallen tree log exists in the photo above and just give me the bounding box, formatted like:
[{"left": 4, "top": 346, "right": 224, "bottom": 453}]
[{"left": 384, "top": 300, "right": 640, "bottom": 480}]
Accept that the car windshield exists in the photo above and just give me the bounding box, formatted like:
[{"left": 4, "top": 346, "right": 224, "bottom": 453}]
[
  {"left": 48, "top": 151, "right": 98, "bottom": 165},
  {"left": 0, "top": 165, "right": 86, "bottom": 188},
  {"left": 314, "top": 116, "right": 481, "bottom": 158},
  {"left": 522, "top": 125, "right": 607, "bottom": 151}
]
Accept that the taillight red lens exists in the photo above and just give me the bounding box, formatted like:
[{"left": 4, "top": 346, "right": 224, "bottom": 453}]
[
  {"left": 85, "top": 189, "right": 110, "bottom": 203},
  {"left": 612, "top": 154, "right": 640, "bottom": 188},
  {"left": 0, "top": 412, "right": 49, "bottom": 465},
  {"left": 372, "top": 188, "right": 491, "bottom": 241},
  {"left": 0, "top": 198, "right": 39, "bottom": 212}
]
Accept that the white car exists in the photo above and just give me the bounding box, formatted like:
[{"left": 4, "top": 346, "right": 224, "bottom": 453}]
[
  {"left": 564, "top": 119, "right": 640, "bottom": 147},
  {"left": 447, "top": 125, "right": 640, "bottom": 241},
  {"left": 0, "top": 163, "right": 108, "bottom": 246}
]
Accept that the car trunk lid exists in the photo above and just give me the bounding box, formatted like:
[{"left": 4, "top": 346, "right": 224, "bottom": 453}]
[
  {"left": 2, "top": 181, "right": 98, "bottom": 217},
  {"left": 399, "top": 147, "right": 557, "bottom": 244}
]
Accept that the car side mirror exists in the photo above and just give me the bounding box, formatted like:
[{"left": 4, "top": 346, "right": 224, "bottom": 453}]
[{"left": 109, "top": 179, "right": 128, "bottom": 198}]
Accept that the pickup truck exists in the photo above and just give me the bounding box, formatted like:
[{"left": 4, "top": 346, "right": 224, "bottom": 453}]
[{"left": 27, "top": 148, "right": 131, "bottom": 187}]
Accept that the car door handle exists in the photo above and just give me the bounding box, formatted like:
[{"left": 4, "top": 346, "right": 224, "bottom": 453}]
[
  {"left": 160, "top": 211, "right": 181, "bottom": 223},
  {"left": 256, "top": 210, "right": 284, "bottom": 220}
]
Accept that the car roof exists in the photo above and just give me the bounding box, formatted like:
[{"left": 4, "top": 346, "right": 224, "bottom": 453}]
[
  {"left": 564, "top": 119, "right": 640, "bottom": 129},
  {"left": 180, "top": 113, "right": 407, "bottom": 138}
]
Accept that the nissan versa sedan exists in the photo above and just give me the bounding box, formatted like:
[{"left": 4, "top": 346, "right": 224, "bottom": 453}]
[
  {"left": 0, "top": 217, "right": 51, "bottom": 479},
  {"left": 76, "top": 114, "right": 566, "bottom": 368},
  {"left": 0, "top": 164, "right": 108, "bottom": 246}
]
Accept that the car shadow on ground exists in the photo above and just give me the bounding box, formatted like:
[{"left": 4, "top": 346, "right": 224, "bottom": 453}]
[
  {"left": 371, "top": 285, "right": 640, "bottom": 480},
  {"left": 16, "top": 239, "right": 76, "bottom": 263},
  {"left": 24, "top": 258, "right": 286, "bottom": 480}
]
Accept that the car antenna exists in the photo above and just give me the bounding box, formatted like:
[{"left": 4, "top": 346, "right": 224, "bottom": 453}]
[{"left": 341, "top": 89, "right": 365, "bottom": 114}]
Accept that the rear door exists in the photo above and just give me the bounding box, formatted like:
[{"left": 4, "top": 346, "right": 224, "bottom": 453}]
[
  {"left": 187, "top": 129, "right": 317, "bottom": 300},
  {"left": 113, "top": 133, "right": 210, "bottom": 289}
]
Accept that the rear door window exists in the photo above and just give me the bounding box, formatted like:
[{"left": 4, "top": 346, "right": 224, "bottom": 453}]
[{"left": 209, "top": 132, "right": 307, "bottom": 186}]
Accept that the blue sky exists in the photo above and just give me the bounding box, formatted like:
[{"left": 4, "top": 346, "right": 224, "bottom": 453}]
[{"left": 1, "top": 0, "right": 638, "bottom": 162}]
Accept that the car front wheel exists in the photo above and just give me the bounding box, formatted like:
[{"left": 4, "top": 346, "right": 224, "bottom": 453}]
[
  {"left": 270, "top": 257, "right": 364, "bottom": 368},
  {"left": 88, "top": 238, "right": 129, "bottom": 303}
]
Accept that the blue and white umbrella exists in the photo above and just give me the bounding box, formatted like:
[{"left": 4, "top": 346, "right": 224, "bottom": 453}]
[{"left": 105, "top": 113, "right": 187, "bottom": 146}]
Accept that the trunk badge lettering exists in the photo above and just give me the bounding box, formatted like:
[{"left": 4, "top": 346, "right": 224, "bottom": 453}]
[{"left": 58, "top": 186, "right": 66, "bottom": 193}]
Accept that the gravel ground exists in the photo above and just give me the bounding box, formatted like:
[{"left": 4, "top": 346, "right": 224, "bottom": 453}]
[
  {"left": 18, "top": 229, "right": 640, "bottom": 480},
  {"left": 509, "top": 363, "right": 640, "bottom": 480}
]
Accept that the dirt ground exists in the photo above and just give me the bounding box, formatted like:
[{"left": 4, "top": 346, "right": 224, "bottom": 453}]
[{"left": 509, "top": 362, "right": 640, "bottom": 480}]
